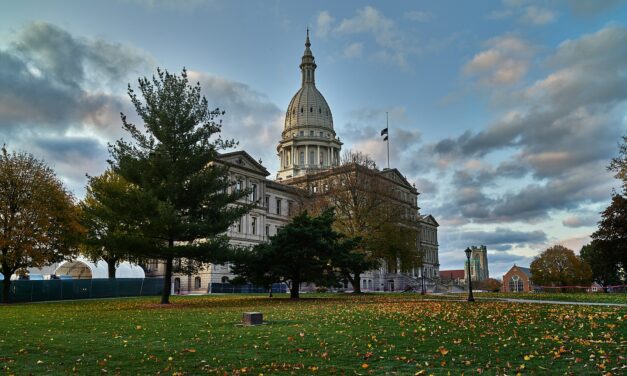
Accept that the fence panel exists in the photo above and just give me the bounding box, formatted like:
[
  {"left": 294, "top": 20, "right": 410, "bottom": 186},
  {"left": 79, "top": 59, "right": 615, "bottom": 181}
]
[{"left": 0, "top": 278, "right": 164, "bottom": 303}]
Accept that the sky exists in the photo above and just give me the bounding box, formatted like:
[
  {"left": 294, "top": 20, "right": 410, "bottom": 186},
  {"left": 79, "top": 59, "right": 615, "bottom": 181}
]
[{"left": 1, "top": 0, "right": 626, "bottom": 278}]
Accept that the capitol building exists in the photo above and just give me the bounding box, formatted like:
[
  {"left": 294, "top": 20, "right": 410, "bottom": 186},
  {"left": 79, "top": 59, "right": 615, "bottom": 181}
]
[{"left": 146, "top": 32, "right": 440, "bottom": 293}]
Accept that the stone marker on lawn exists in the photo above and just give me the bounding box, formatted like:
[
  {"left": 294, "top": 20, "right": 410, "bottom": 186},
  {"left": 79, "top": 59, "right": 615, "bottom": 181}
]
[{"left": 243, "top": 312, "right": 263, "bottom": 326}]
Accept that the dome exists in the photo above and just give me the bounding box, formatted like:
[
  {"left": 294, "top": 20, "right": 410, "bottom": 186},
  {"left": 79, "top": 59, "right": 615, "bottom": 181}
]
[{"left": 284, "top": 85, "right": 334, "bottom": 130}]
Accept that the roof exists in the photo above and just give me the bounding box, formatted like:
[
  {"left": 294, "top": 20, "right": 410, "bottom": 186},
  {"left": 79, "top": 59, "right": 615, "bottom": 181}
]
[
  {"left": 219, "top": 150, "right": 270, "bottom": 177},
  {"left": 516, "top": 266, "right": 532, "bottom": 277},
  {"left": 440, "top": 269, "right": 465, "bottom": 279}
]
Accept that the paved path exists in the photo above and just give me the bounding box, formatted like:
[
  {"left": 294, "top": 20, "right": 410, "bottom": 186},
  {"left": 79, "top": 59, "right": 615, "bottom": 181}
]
[{"left": 477, "top": 297, "right": 627, "bottom": 307}]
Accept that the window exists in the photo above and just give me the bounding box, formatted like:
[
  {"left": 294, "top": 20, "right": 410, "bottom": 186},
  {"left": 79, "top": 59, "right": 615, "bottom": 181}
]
[
  {"left": 320, "top": 151, "right": 324, "bottom": 165},
  {"left": 299, "top": 130, "right": 304, "bottom": 136},
  {"left": 288, "top": 201, "right": 293, "bottom": 216},
  {"left": 509, "top": 275, "right": 524, "bottom": 292},
  {"left": 221, "top": 276, "right": 229, "bottom": 283},
  {"left": 251, "top": 217, "right": 257, "bottom": 235},
  {"left": 310, "top": 107, "right": 313, "bottom": 112},
  {"left": 309, "top": 130, "right": 314, "bottom": 136},
  {"left": 319, "top": 108, "right": 321, "bottom": 113},
  {"left": 319, "top": 131, "right": 323, "bottom": 137},
  {"left": 265, "top": 225, "right": 270, "bottom": 236},
  {"left": 300, "top": 107, "right": 303, "bottom": 113},
  {"left": 300, "top": 152, "right": 304, "bottom": 165},
  {"left": 276, "top": 198, "right": 282, "bottom": 215},
  {"left": 250, "top": 183, "right": 257, "bottom": 202},
  {"left": 265, "top": 195, "right": 270, "bottom": 212},
  {"left": 237, "top": 217, "right": 243, "bottom": 232},
  {"left": 235, "top": 179, "right": 242, "bottom": 192},
  {"left": 309, "top": 151, "right": 314, "bottom": 165},
  {"left": 194, "top": 277, "right": 201, "bottom": 289}
]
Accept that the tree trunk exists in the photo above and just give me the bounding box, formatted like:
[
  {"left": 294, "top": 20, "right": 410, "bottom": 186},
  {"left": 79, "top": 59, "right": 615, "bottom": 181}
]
[
  {"left": 351, "top": 273, "right": 362, "bottom": 294},
  {"left": 268, "top": 286, "right": 273, "bottom": 298},
  {"left": 161, "top": 252, "right": 174, "bottom": 305},
  {"left": 290, "top": 279, "right": 300, "bottom": 299},
  {"left": 2, "top": 278, "right": 10, "bottom": 304},
  {"left": 107, "top": 258, "right": 117, "bottom": 279}
]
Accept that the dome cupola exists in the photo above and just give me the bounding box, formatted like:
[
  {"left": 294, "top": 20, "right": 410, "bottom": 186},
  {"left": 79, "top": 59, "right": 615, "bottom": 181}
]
[{"left": 276, "top": 30, "right": 342, "bottom": 180}]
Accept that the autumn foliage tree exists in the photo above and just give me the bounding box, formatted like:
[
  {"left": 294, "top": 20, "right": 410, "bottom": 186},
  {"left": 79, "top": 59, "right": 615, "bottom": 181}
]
[
  {"left": 110, "top": 68, "right": 252, "bottom": 304},
  {"left": 308, "top": 151, "right": 421, "bottom": 293},
  {"left": 530, "top": 245, "right": 593, "bottom": 287},
  {"left": 0, "top": 147, "right": 82, "bottom": 303}
]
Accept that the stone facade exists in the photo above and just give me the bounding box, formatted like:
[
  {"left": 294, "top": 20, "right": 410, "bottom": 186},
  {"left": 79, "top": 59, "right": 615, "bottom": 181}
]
[
  {"left": 465, "top": 245, "right": 489, "bottom": 282},
  {"left": 144, "top": 32, "right": 440, "bottom": 294},
  {"left": 501, "top": 265, "right": 533, "bottom": 293}
]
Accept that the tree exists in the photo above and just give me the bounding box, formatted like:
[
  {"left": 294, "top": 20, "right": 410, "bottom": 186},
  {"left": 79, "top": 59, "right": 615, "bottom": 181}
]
[
  {"left": 609, "top": 133, "right": 627, "bottom": 188},
  {"left": 231, "top": 209, "right": 365, "bottom": 299},
  {"left": 580, "top": 241, "right": 622, "bottom": 286},
  {"left": 109, "top": 68, "right": 252, "bottom": 304},
  {"left": 230, "top": 243, "right": 282, "bottom": 298},
  {"left": 530, "top": 245, "right": 593, "bottom": 287},
  {"left": 476, "top": 278, "right": 502, "bottom": 292},
  {"left": 0, "top": 147, "right": 82, "bottom": 303},
  {"left": 80, "top": 170, "right": 145, "bottom": 278},
  {"left": 590, "top": 190, "right": 627, "bottom": 284},
  {"left": 307, "top": 150, "right": 421, "bottom": 293}
]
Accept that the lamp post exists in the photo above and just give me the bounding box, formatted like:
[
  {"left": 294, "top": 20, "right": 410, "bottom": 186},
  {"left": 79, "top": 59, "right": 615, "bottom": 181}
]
[
  {"left": 464, "top": 247, "right": 475, "bottom": 302},
  {"left": 420, "top": 264, "right": 426, "bottom": 295}
]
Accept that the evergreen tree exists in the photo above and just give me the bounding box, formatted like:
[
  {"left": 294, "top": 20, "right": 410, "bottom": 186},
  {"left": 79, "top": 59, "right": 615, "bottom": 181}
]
[
  {"left": 580, "top": 241, "right": 623, "bottom": 286},
  {"left": 231, "top": 209, "right": 365, "bottom": 299},
  {"left": 80, "top": 170, "right": 148, "bottom": 278},
  {"left": 110, "top": 68, "right": 252, "bottom": 304},
  {"left": 590, "top": 190, "right": 627, "bottom": 284}
]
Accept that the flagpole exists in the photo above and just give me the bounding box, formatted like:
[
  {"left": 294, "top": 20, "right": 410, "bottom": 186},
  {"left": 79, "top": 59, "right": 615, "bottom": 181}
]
[{"left": 386, "top": 112, "right": 390, "bottom": 169}]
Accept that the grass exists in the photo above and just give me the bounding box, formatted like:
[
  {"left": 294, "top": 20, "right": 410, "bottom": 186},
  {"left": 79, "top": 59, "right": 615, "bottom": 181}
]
[
  {"left": 0, "top": 293, "right": 625, "bottom": 375},
  {"left": 460, "top": 292, "right": 627, "bottom": 305}
]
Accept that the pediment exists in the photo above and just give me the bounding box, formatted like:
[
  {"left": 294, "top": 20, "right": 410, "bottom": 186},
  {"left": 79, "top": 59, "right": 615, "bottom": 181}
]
[
  {"left": 421, "top": 214, "right": 439, "bottom": 227},
  {"left": 379, "top": 168, "right": 413, "bottom": 190},
  {"left": 219, "top": 151, "right": 270, "bottom": 177}
]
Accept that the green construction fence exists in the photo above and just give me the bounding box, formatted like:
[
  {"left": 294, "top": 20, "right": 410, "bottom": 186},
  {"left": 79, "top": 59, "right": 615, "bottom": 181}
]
[{"left": 0, "top": 278, "right": 164, "bottom": 303}]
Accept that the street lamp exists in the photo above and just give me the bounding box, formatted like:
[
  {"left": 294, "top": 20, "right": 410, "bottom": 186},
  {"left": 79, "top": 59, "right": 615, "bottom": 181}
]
[
  {"left": 464, "top": 247, "right": 475, "bottom": 302},
  {"left": 420, "top": 264, "right": 426, "bottom": 295}
]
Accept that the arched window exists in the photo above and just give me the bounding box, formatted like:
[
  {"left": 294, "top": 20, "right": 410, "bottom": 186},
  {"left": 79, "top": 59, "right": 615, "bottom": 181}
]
[
  {"left": 509, "top": 275, "right": 524, "bottom": 292},
  {"left": 221, "top": 276, "right": 229, "bottom": 284},
  {"left": 194, "top": 276, "right": 201, "bottom": 289}
]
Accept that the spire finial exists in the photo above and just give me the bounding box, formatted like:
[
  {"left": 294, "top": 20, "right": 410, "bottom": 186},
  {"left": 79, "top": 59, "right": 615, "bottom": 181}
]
[{"left": 305, "top": 27, "right": 311, "bottom": 48}]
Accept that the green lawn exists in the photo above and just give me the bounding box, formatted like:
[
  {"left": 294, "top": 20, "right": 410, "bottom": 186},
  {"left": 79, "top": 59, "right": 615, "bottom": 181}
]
[
  {"left": 0, "top": 294, "right": 625, "bottom": 375},
  {"left": 462, "top": 292, "right": 627, "bottom": 305}
]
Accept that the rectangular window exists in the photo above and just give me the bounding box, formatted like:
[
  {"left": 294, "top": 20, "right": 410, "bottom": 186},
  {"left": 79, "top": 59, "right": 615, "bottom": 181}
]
[
  {"left": 265, "top": 225, "right": 270, "bottom": 236},
  {"left": 288, "top": 201, "right": 293, "bottom": 216},
  {"left": 251, "top": 217, "right": 257, "bottom": 235},
  {"left": 300, "top": 152, "right": 304, "bottom": 165},
  {"left": 235, "top": 179, "right": 242, "bottom": 192},
  {"left": 310, "top": 130, "right": 314, "bottom": 136},
  {"left": 276, "top": 198, "right": 282, "bottom": 215},
  {"left": 319, "top": 132, "right": 323, "bottom": 137},
  {"left": 250, "top": 183, "right": 257, "bottom": 202},
  {"left": 299, "top": 131, "right": 304, "bottom": 136},
  {"left": 237, "top": 217, "right": 243, "bottom": 232},
  {"left": 265, "top": 195, "right": 270, "bottom": 212},
  {"left": 309, "top": 151, "right": 314, "bottom": 165}
]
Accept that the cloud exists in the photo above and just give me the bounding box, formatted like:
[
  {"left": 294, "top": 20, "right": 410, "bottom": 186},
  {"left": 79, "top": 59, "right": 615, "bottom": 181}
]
[
  {"left": 563, "top": 0, "right": 626, "bottom": 16},
  {"left": 562, "top": 214, "right": 599, "bottom": 228},
  {"left": 187, "top": 71, "right": 284, "bottom": 174},
  {"left": 521, "top": 6, "right": 556, "bottom": 25},
  {"left": 421, "top": 26, "right": 627, "bottom": 224},
  {"left": 404, "top": 11, "right": 434, "bottom": 22},
  {"left": 463, "top": 35, "right": 534, "bottom": 85},
  {"left": 334, "top": 6, "right": 419, "bottom": 68},
  {"left": 343, "top": 42, "right": 363, "bottom": 59},
  {"left": 316, "top": 11, "right": 334, "bottom": 37},
  {"left": 0, "top": 22, "right": 155, "bottom": 195}
]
